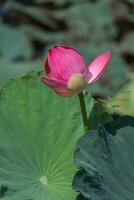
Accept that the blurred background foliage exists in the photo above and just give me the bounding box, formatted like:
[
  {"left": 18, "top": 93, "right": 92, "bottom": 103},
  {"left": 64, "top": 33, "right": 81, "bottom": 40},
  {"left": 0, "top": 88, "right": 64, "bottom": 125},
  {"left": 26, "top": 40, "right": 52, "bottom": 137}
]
[{"left": 0, "top": 0, "right": 134, "bottom": 114}]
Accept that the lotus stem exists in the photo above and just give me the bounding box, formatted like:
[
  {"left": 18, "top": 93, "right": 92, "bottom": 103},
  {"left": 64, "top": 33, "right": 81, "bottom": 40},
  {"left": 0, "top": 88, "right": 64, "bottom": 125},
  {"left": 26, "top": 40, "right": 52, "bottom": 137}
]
[{"left": 78, "top": 92, "right": 90, "bottom": 133}]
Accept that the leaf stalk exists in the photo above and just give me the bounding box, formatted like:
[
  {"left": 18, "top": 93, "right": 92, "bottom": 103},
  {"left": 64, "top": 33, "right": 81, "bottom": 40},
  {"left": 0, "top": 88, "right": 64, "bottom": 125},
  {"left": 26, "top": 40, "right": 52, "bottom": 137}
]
[{"left": 78, "top": 92, "right": 90, "bottom": 133}]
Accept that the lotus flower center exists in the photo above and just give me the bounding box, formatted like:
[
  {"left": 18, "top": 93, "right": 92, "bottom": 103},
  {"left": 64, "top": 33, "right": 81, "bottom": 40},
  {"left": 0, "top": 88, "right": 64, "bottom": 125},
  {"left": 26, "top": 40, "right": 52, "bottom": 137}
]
[
  {"left": 67, "top": 73, "right": 86, "bottom": 93},
  {"left": 40, "top": 176, "right": 48, "bottom": 185}
]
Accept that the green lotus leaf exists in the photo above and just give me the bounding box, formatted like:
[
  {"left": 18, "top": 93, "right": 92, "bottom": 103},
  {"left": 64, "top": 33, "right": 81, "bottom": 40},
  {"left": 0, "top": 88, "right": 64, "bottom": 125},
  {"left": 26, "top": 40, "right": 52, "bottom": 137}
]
[
  {"left": 73, "top": 116, "right": 134, "bottom": 200},
  {"left": 0, "top": 71, "right": 84, "bottom": 200}
]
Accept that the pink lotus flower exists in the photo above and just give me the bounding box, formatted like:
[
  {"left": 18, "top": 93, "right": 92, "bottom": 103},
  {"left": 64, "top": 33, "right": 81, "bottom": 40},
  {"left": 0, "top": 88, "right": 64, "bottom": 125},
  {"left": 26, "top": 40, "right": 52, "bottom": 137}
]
[{"left": 40, "top": 45, "right": 110, "bottom": 97}]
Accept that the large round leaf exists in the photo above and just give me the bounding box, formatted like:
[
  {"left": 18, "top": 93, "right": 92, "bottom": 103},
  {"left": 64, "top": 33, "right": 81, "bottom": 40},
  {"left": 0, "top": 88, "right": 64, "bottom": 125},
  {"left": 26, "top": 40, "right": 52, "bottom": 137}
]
[
  {"left": 0, "top": 71, "right": 84, "bottom": 200},
  {"left": 73, "top": 116, "right": 134, "bottom": 200}
]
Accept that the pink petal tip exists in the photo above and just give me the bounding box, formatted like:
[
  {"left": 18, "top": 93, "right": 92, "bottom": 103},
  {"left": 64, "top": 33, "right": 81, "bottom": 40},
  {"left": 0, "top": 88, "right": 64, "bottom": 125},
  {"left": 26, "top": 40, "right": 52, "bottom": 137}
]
[{"left": 87, "top": 50, "right": 111, "bottom": 83}]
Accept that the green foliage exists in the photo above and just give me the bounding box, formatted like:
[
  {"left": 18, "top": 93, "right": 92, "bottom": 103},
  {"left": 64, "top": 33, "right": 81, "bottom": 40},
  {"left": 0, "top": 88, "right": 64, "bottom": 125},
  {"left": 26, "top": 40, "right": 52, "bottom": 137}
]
[
  {"left": 0, "top": 26, "right": 33, "bottom": 60},
  {"left": 106, "top": 74, "right": 134, "bottom": 116},
  {"left": 0, "top": 25, "right": 42, "bottom": 90},
  {"left": 0, "top": 59, "right": 41, "bottom": 89},
  {"left": 0, "top": 187, "right": 8, "bottom": 198},
  {"left": 73, "top": 116, "right": 134, "bottom": 200},
  {"left": 121, "top": 32, "right": 134, "bottom": 54},
  {"left": 88, "top": 101, "right": 113, "bottom": 129},
  {"left": 56, "top": 0, "right": 116, "bottom": 37},
  {"left": 34, "top": 0, "right": 88, "bottom": 5},
  {"left": 8, "top": 3, "right": 59, "bottom": 30},
  {"left": 0, "top": 71, "right": 85, "bottom": 200}
]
